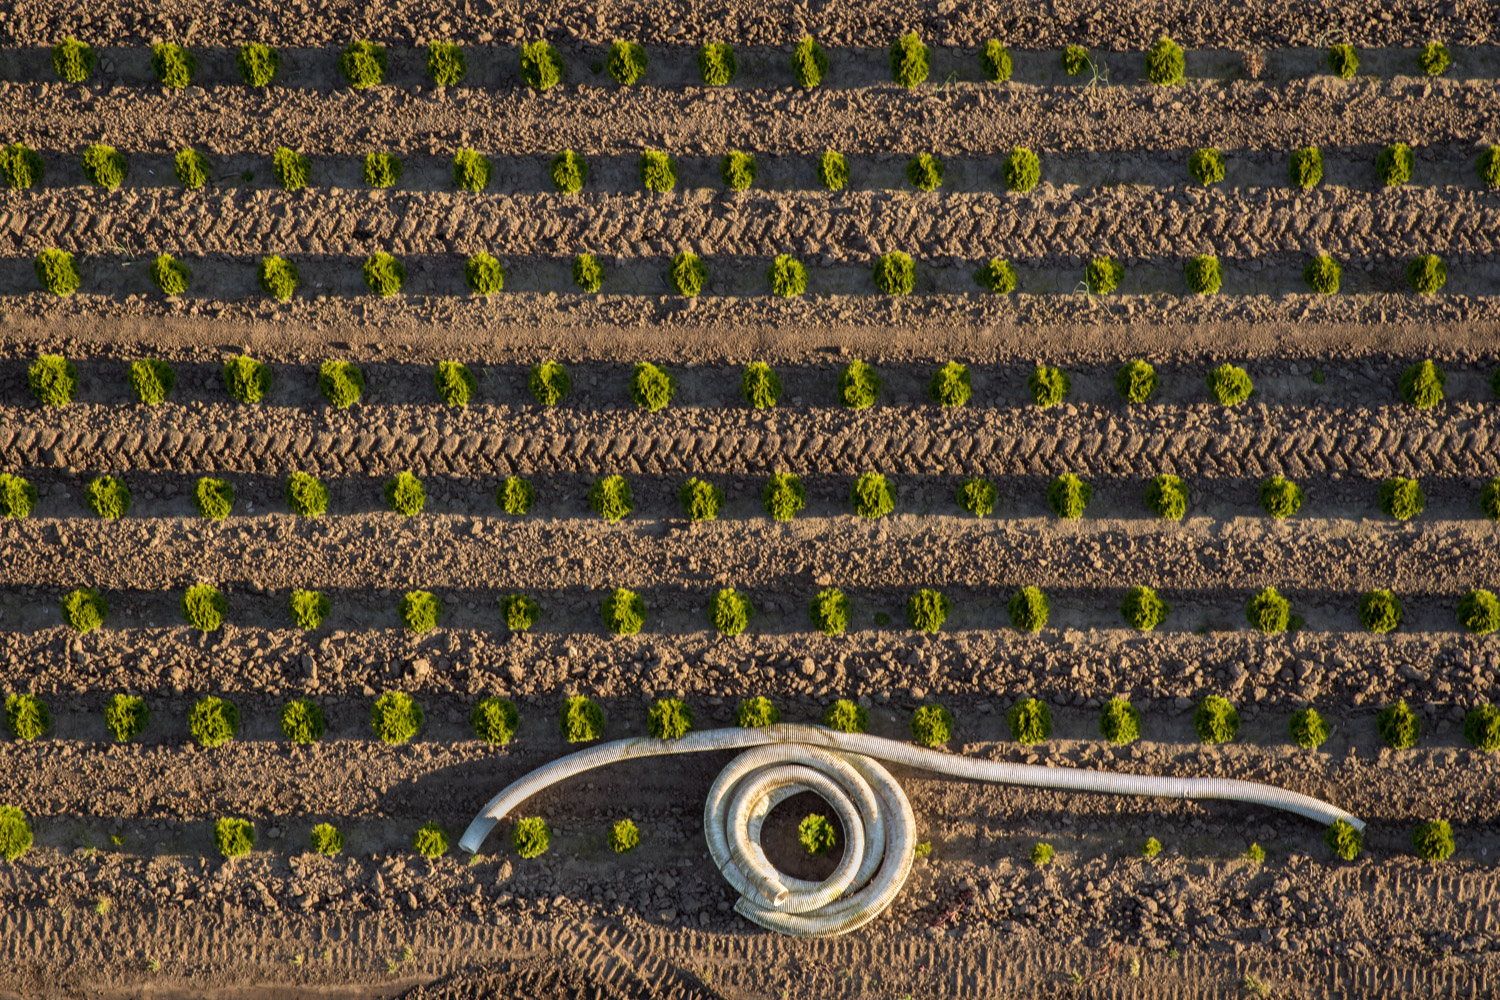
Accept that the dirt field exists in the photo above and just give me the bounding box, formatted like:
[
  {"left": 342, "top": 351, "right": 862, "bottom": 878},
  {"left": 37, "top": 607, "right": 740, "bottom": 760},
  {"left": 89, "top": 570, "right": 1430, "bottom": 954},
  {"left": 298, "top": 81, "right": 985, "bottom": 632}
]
[{"left": 2, "top": 3, "right": 1499, "bottom": 997}]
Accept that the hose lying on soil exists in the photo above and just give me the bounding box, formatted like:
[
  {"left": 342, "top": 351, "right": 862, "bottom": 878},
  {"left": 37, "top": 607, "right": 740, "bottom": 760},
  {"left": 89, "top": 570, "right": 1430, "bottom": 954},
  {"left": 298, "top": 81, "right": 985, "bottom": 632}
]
[{"left": 459, "top": 724, "right": 1362, "bottom": 937}]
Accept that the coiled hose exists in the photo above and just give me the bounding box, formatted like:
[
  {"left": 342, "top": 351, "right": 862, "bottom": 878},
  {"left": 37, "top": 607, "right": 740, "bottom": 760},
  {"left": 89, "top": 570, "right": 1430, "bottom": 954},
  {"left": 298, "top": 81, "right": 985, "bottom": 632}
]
[{"left": 459, "top": 723, "right": 1362, "bottom": 937}]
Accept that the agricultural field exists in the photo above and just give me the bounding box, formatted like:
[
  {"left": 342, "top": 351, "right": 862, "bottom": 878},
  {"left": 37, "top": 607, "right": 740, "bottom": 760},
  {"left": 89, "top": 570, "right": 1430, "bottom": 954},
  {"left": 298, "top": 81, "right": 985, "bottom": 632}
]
[{"left": 1, "top": 0, "right": 1499, "bottom": 997}]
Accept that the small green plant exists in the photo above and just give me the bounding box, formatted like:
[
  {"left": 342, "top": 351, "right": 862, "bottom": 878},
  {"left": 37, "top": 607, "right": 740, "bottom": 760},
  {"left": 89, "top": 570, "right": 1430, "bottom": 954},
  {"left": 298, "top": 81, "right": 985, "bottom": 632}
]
[
  {"left": 498, "top": 476, "right": 535, "bottom": 515},
  {"left": 188, "top": 695, "right": 238, "bottom": 747},
  {"left": 1145, "top": 36, "right": 1184, "bottom": 85},
  {"left": 512, "top": 817, "right": 551, "bottom": 858},
  {"left": 1458, "top": 589, "right": 1500, "bottom": 635},
  {"left": 400, "top": 591, "right": 442, "bottom": 634},
  {"left": 1377, "top": 699, "right": 1420, "bottom": 749},
  {"left": 608, "top": 40, "right": 648, "bottom": 84},
  {"left": 1289, "top": 147, "right": 1324, "bottom": 190},
  {"left": 35, "top": 249, "right": 80, "bottom": 296},
  {"left": 958, "top": 477, "right": 997, "bottom": 517},
  {"left": 1004, "top": 147, "right": 1041, "bottom": 192},
  {"left": 1185, "top": 254, "right": 1222, "bottom": 295},
  {"left": 272, "top": 147, "right": 309, "bottom": 191},
  {"left": 1412, "top": 820, "right": 1454, "bottom": 862},
  {"left": 28, "top": 354, "right": 77, "bottom": 406},
  {"left": 629, "top": 363, "right": 676, "bottom": 412},
  {"left": 1062, "top": 45, "right": 1090, "bottom": 75},
  {"left": 223, "top": 355, "right": 272, "bottom": 402},
  {"left": 891, "top": 32, "right": 929, "bottom": 87},
  {"left": 1485, "top": 478, "right": 1500, "bottom": 521},
  {"left": 1145, "top": 475, "right": 1187, "bottom": 520},
  {"left": 363, "top": 252, "right": 405, "bottom": 297},
  {"left": 669, "top": 252, "right": 707, "bottom": 297},
  {"left": 4, "top": 694, "right": 50, "bottom": 741},
  {"left": 1376, "top": 142, "right": 1413, "bottom": 187},
  {"left": 698, "top": 42, "right": 736, "bottom": 85},
  {"left": 82, "top": 143, "right": 127, "bottom": 189},
  {"left": 914, "top": 841, "right": 933, "bottom": 859},
  {"left": 1019, "top": 367, "right": 1070, "bottom": 410},
  {"left": 768, "top": 255, "right": 807, "bottom": 297},
  {"left": 792, "top": 35, "right": 828, "bottom": 87},
  {"left": 149, "top": 253, "right": 190, "bottom": 297},
  {"left": 181, "top": 584, "right": 226, "bottom": 631},
  {"left": 906, "top": 589, "right": 950, "bottom": 633},
  {"left": 609, "top": 819, "right": 640, "bottom": 853},
  {"left": 503, "top": 594, "right": 540, "bottom": 631},
  {"left": 319, "top": 360, "right": 364, "bottom": 408},
  {"left": 551, "top": 150, "right": 588, "bottom": 194},
  {"left": 741, "top": 362, "right": 781, "bottom": 409},
  {"left": 1417, "top": 41, "right": 1450, "bottom": 76},
  {"left": 799, "top": 814, "right": 837, "bottom": 855},
  {"left": 1189, "top": 147, "right": 1225, "bottom": 186},
  {"left": 824, "top": 699, "right": 869, "bottom": 733},
  {"left": 1246, "top": 586, "right": 1291, "bottom": 633},
  {"left": 86, "top": 476, "right": 131, "bottom": 519},
  {"left": 1030, "top": 842, "right": 1055, "bottom": 867},
  {"left": 1099, "top": 698, "right": 1141, "bottom": 745},
  {"left": 1479, "top": 147, "right": 1500, "bottom": 188},
  {"left": 1007, "top": 698, "right": 1052, "bottom": 744},
  {"left": 104, "top": 694, "right": 149, "bottom": 743},
  {"left": 1405, "top": 254, "right": 1446, "bottom": 294},
  {"left": 280, "top": 699, "right": 325, "bottom": 745},
  {"left": 1289, "top": 707, "right": 1330, "bottom": 749},
  {"left": 1303, "top": 254, "right": 1341, "bottom": 294},
  {"left": 737, "top": 697, "right": 781, "bottom": 728},
  {"left": 174, "top": 148, "right": 208, "bottom": 189},
  {"left": 1325, "top": 819, "right": 1362, "bottom": 860},
  {"left": 929, "top": 362, "right": 971, "bottom": 407},
  {"left": 1122, "top": 586, "right": 1168, "bottom": 631},
  {"left": 648, "top": 698, "right": 694, "bottom": 740},
  {"left": 710, "top": 589, "right": 754, "bottom": 637},
  {"left": 1378, "top": 477, "right": 1424, "bottom": 520},
  {"left": 1116, "top": 360, "right": 1157, "bottom": 403},
  {"left": 1463, "top": 704, "right": 1500, "bottom": 751},
  {"left": 0, "top": 474, "right": 35, "bottom": 519},
  {"left": 639, "top": 150, "right": 676, "bottom": 193},
  {"left": 980, "top": 40, "right": 1013, "bottom": 81},
  {"left": 1399, "top": 360, "right": 1444, "bottom": 408},
  {"left": 721, "top": 150, "right": 756, "bottom": 191},
  {"left": 764, "top": 472, "right": 807, "bottom": 522},
  {"left": 413, "top": 822, "right": 448, "bottom": 858},
  {"left": 560, "top": 696, "right": 605, "bottom": 742},
  {"left": 839, "top": 360, "right": 881, "bottom": 409},
  {"left": 1086, "top": 257, "right": 1123, "bottom": 295},
  {"left": 258, "top": 256, "right": 299, "bottom": 301},
  {"left": 810, "top": 588, "right": 851, "bottom": 636},
  {"left": 1244, "top": 843, "right": 1266, "bottom": 864},
  {"left": 1141, "top": 837, "right": 1162, "bottom": 858},
  {"left": 310, "top": 823, "right": 343, "bottom": 856},
  {"left": 472, "top": 697, "right": 519, "bottom": 744},
  {"left": 1359, "top": 589, "right": 1403, "bottom": 633},
  {"left": 602, "top": 588, "right": 646, "bottom": 635},
  {"left": 1, "top": 143, "right": 43, "bottom": 189},
  {"left": 371, "top": 691, "right": 424, "bottom": 744},
  {"left": 529, "top": 360, "right": 571, "bottom": 405},
  {"left": 1260, "top": 476, "right": 1303, "bottom": 518},
  {"left": 573, "top": 253, "right": 605, "bottom": 292},
  {"left": 851, "top": 472, "right": 895, "bottom": 519},
  {"left": 817, "top": 150, "right": 849, "bottom": 191},
  {"left": 237, "top": 42, "right": 279, "bottom": 86},
  {"left": 1007, "top": 586, "right": 1049, "bottom": 633},
  {"left": 1048, "top": 473, "right": 1092, "bottom": 519},
  {"left": 905, "top": 153, "right": 943, "bottom": 192},
  {"left": 52, "top": 37, "right": 95, "bottom": 81},
  {"left": 339, "top": 41, "right": 386, "bottom": 88},
  {"left": 1194, "top": 695, "right": 1239, "bottom": 744},
  {"left": 910, "top": 704, "right": 953, "bottom": 747},
  {"left": 152, "top": 42, "right": 196, "bottom": 87},
  {"left": 385, "top": 471, "right": 427, "bottom": 515},
  {"left": 452, "top": 148, "right": 492, "bottom": 191},
  {"left": 61, "top": 587, "right": 107, "bottom": 635},
  {"left": 1326, "top": 44, "right": 1358, "bottom": 79},
  {"left": 285, "top": 472, "right": 328, "bottom": 517},
  {"left": 873, "top": 252, "right": 916, "bottom": 295},
  {"left": 215, "top": 817, "right": 254, "bottom": 859},
  {"left": 679, "top": 478, "right": 724, "bottom": 522},
  {"left": 363, "top": 152, "right": 402, "bottom": 188},
  {"left": 426, "top": 40, "right": 466, "bottom": 86},
  {"left": 590, "top": 475, "right": 634, "bottom": 523},
  {"left": 289, "top": 589, "right": 330, "bottom": 630},
  {"left": 974, "top": 257, "right": 1017, "bottom": 293},
  {"left": 130, "top": 359, "right": 177, "bottom": 407},
  {"left": 434, "top": 360, "right": 475, "bottom": 406},
  {"left": 1206, "top": 363, "right": 1252, "bottom": 406}
]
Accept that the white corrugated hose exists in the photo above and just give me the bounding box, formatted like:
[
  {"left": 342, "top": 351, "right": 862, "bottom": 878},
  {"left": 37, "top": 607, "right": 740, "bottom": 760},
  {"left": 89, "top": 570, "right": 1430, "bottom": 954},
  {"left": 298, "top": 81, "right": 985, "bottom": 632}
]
[{"left": 459, "top": 723, "right": 1362, "bottom": 937}]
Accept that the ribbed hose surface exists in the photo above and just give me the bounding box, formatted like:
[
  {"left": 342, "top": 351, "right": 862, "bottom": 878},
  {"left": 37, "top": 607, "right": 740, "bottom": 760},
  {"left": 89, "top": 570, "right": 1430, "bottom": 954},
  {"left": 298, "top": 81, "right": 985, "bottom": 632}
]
[{"left": 459, "top": 724, "right": 1363, "bottom": 937}]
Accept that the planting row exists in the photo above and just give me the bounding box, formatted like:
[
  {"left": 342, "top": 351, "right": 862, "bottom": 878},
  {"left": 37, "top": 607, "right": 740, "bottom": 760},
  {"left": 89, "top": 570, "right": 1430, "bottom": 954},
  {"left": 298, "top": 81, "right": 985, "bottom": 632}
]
[
  {"left": 27, "top": 36, "right": 1470, "bottom": 91},
  {"left": 16, "top": 354, "right": 1485, "bottom": 410},
  {"left": 8, "top": 141, "right": 1498, "bottom": 195},
  {"left": 19, "top": 248, "right": 1471, "bottom": 301},
  {"left": 19, "top": 579, "right": 1500, "bottom": 638}
]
